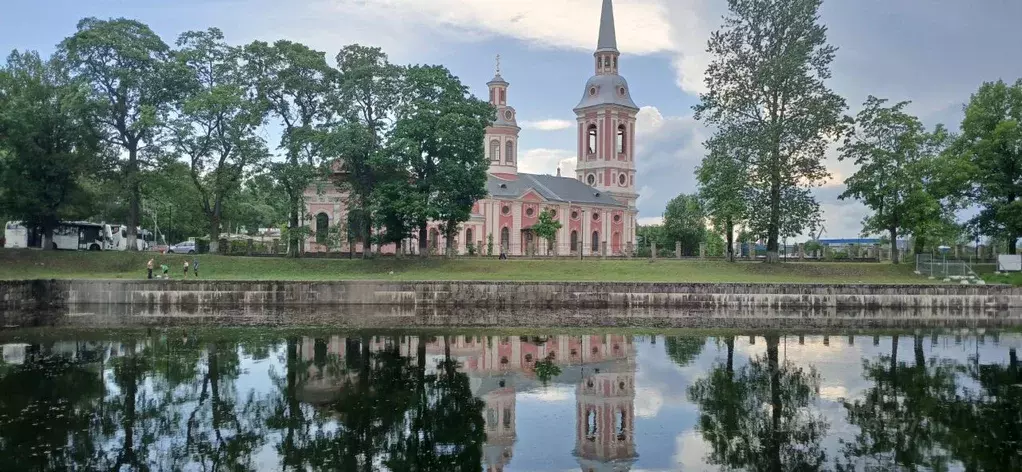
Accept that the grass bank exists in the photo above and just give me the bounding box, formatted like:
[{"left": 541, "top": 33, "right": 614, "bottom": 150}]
[{"left": 0, "top": 249, "right": 946, "bottom": 284}]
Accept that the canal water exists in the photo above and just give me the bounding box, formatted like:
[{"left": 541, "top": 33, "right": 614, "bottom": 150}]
[{"left": 0, "top": 329, "right": 1019, "bottom": 471}]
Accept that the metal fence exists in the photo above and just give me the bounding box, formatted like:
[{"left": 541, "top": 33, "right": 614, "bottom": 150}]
[{"left": 915, "top": 254, "right": 976, "bottom": 279}]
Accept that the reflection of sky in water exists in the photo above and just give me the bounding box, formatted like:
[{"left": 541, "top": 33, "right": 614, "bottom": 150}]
[{"left": 0, "top": 330, "right": 1019, "bottom": 471}]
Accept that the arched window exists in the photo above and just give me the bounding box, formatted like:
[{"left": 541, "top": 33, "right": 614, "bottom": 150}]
[
  {"left": 500, "top": 227, "right": 510, "bottom": 251},
  {"left": 587, "top": 125, "right": 597, "bottom": 155},
  {"left": 616, "top": 410, "right": 627, "bottom": 440},
  {"left": 499, "top": 89, "right": 505, "bottom": 104},
  {"left": 315, "top": 213, "right": 329, "bottom": 243},
  {"left": 506, "top": 141, "right": 514, "bottom": 164},
  {"left": 617, "top": 124, "right": 626, "bottom": 154},
  {"left": 592, "top": 231, "right": 600, "bottom": 254},
  {"left": 586, "top": 408, "right": 597, "bottom": 439},
  {"left": 570, "top": 230, "right": 579, "bottom": 252},
  {"left": 489, "top": 89, "right": 495, "bottom": 103},
  {"left": 490, "top": 139, "right": 500, "bottom": 162},
  {"left": 465, "top": 228, "right": 473, "bottom": 249},
  {"left": 503, "top": 407, "right": 512, "bottom": 429}
]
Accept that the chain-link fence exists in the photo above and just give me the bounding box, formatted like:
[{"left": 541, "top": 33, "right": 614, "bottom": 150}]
[{"left": 915, "top": 254, "right": 977, "bottom": 279}]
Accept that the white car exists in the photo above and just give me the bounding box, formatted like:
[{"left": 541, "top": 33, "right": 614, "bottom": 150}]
[{"left": 167, "top": 241, "right": 197, "bottom": 254}]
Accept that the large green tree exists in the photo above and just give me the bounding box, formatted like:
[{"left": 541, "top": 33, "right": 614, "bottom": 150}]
[
  {"left": 0, "top": 50, "right": 102, "bottom": 249},
  {"left": 244, "top": 40, "right": 335, "bottom": 257},
  {"left": 59, "top": 17, "right": 181, "bottom": 251},
  {"left": 171, "top": 28, "right": 268, "bottom": 253},
  {"left": 694, "top": 0, "right": 846, "bottom": 262},
  {"left": 663, "top": 194, "right": 706, "bottom": 256},
  {"left": 697, "top": 140, "right": 748, "bottom": 262},
  {"left": 953, "top": 80, "right": 1022, "bottom": 254},
  {"left": 532, "top": 209, "right": 563, "bottom": 255},
  {"left": 389, "top": 65, "right": 491, "bottom": 256},
  {"left": 333, "top": 45, "right": 403, "bottom": 257},
  {"left": 838, "top": 96, "right": 953, "bottom": 263}
]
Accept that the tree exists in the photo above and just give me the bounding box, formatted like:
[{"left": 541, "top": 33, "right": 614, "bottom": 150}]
[
  {"left": 953, "top": 80, "right": 1022, "bottom": 254},
  {"left": 59, "top": 17, "right": 181, "bottom": 251},
  {"left": 665, "top": 336, "right": 705, "bottom": 368},
  {"left": 389, "top": 65, "right": 492, "bottom": 256},
  {"left": 688, "top": 335, "right": 829, "bottom": 470},
  {"left": 838, "top": 96, "right": 952, "bottom": 264},
  {"left": 663, "top": 194, "right": 706, "bottom": 256},
  {"left": 698, "top": 140, "right": 748, "bottom": 262},
  {"left": 171, "top": 28, "right": 269, "bottom": 254},
  {"left": 333, "top": 45, "right": 403, "bottom": 258},
  {"left": 244, "top": 40, "right": 335, "bottom": 257},
  {"left": 532, "top": 209, "right": 562, "bottom": 255},
  {"left": 694, "top": 0, "right": 846, "bottom": 262},
  {"left": 0, "top": 50, "right": 102, "bottom": 250}
]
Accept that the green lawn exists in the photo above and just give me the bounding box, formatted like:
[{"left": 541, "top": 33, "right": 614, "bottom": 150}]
[{"left": 0, "top": 248, "right": 954, "bottom": 284}]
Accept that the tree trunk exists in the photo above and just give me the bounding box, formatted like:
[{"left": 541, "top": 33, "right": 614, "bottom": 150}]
[
  {"left": 1010, "top": 233, "right": 1018, "bottom": 255},
  {"left": 208, "top": 199, "right": 222, "bottom": 255},
  {"left": 914, "top": 335, "right": 924, "bottom": 368},
  {"left": 127, "top": 148, "right": 141, "bottom": 252},
  {"left": 767, "top": 335, "right": 782, "bottom": 472},
  {"left": 726, "top": 219, "right": 735, "bottom": 263},
  {"left": 890, "top": 227, "right": 900, "bottom": 264},
  {"left": 725, "top": 336, "right": 734, "bottom": 375},
  {"left": 41, "top": 224, "right": 55, "bottom": 251},
  {"left": 418, "top": 223, "right": 427, "bottom": 257},
  {"left": 287, "top": 208, "right": 301, "bottom": 258},
  {"left": 766, "top": 172, "right": 781, "bottom": 263},
  {"left": 362, "top": 203, "right": 372, "bottom": 260},
  {"left": 445, "top": 225, "right": 455, "bottom": 258}
]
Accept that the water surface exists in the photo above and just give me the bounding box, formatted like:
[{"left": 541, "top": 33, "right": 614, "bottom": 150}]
[{"left": 0, "top": 329, "right": 1019, "bottom": 471}]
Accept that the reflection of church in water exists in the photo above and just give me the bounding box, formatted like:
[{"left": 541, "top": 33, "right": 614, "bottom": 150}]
[{"left": 300, "top": 334, "right": 637, "bottom": 472}]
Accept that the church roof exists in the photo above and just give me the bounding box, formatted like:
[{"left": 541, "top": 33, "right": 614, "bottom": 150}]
[
  {"left": 597, "top": 0, "right": 618, "bottom": 52},
  {"left": 574, "top": 74, "right": 638, "bottom": 111},
  {"left": 487, "top": 172, "right": 627, "bottom": 207}
]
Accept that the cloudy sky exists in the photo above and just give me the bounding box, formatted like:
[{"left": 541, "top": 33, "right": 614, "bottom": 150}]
[{"left": 3, "top": 0, "right": 1022, "bottom": 239}]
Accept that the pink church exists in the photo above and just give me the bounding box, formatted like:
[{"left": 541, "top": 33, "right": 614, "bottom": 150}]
[{"left": 305, "top": 0, "right": 639, "bottom": 256}]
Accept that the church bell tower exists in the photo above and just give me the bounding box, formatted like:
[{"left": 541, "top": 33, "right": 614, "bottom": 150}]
[
  {"left": 486, "top": 56, "right": 521, "bottom": 177},
  {"left": 573, "top": 0, "right": 639, "bottom": 243}
]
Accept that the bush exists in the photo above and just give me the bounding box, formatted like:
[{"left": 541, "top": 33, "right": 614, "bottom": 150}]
[{"left": 466, "top": 242, "right": 477, "bottom": 256}]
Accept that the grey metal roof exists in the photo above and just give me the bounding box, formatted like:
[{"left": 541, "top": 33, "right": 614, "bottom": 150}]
[
  {"left": 597, "top": 0, "right": 618, "bottom": 52},
  {"left": 574, "top": 74, "right": 638, "bottom": 111},
  {"left": 489, "top": 106, "right": 519, "bottom": 128},
  {"left": 487, "top": 172, "right": 626, "bottom": 207}
]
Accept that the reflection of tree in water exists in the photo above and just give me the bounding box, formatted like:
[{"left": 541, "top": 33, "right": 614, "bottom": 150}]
[
  {"left": 182, "top": 341, "right": 268, "bottom": 470},
  {"left": 838, "top": 335, "right": 958, "bottom": 471},
  {"left": 665, "top": 336, "right": 705, "bottom": 368},
  {"left": 939, "top": 346, "right": 1021, "bottom": 471},
  {"left": 688, "top": 335, "right": 829, "bottom": 471},
  {"left": 0, "top": 343, "right": 106, "bottom": 470}
]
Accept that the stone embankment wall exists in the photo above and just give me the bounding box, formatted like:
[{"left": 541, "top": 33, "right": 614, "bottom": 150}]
[{"left": 1, "top": 279, "right": 1020, "bottom": 310}]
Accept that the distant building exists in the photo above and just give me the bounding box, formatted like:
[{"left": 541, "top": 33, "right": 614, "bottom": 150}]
[
  {"left": 819, "top": 238, "right": 908, "bottom": 251},
  {"left": 304, "top": 0, "right": 639, "bottom": 256}
]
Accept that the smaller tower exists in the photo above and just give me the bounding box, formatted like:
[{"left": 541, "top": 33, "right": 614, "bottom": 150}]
[{"left": 485, "top": 55, "right": 521, "bottom": 177}]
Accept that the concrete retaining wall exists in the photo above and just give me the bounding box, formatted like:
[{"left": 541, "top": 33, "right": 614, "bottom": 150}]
[{"left": 2, "top": 279, "right": 1021, "bottom": 311}]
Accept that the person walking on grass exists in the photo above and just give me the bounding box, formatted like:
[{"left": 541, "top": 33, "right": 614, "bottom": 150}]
[
  {"left": 147, "top": 258, "right": 154, "bottom": 279},
  {"left": 161, "top": 263, "right": 169, "bottom": 278},
  {"left": 192, "top": 258, "right": 199, "bottom": 278},
  {"left": 183, "top": 260, "right": 190, "bottom": 278}
]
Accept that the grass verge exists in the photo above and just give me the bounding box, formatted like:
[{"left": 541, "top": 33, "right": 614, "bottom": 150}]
[{"left": 0, "top": 249, "right": 945, "bottom": 284}]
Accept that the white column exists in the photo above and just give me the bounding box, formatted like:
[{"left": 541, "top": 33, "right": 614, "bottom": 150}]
[{"left": 511, "top": 202, "right": 522, "bottom": 255}]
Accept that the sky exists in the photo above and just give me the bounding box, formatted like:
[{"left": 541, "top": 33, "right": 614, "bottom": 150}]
[{"left": 3, "top": 0, "right": 1022, "bottom": 239}]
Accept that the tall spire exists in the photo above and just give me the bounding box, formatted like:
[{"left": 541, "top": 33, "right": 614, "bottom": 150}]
[{"left": 597, "top": 0, "right": 618, "bottom": 52}]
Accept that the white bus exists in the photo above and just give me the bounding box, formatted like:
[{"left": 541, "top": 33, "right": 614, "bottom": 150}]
[{"left": 4, "top": 221, "right": 151, "bottom": 251}]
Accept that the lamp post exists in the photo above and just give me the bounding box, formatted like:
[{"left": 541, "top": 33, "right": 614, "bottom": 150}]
[{"left": 580, "top": 208, "right": 585, "bottom": 261}]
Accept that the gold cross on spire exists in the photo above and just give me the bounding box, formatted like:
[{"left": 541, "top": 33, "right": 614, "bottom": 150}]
[{"left": 495, "top": 54, "right": 501, "bottom": 75}]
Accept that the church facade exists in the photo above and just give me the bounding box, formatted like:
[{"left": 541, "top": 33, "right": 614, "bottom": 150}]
[{"left": 304, "top": 0, "right": 639, "bottom": 256}]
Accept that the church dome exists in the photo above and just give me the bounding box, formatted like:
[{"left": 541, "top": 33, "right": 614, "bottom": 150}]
[{"left": 574, "top": 74, "right": 638, "bottom": 111}]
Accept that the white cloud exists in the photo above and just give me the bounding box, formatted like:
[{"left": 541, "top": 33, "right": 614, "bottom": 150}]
[
  {"left": 633, "top": 386, "right": 664, "bottom": 418},
  {"left": 638, "top": 216, "right": 663, "bottom": 226},
  {"left": 520, "top": 119, "right": 574, "bottom": 131},
  {"left": 518, "top": 148, "right": 577, "bottom": 176}
]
